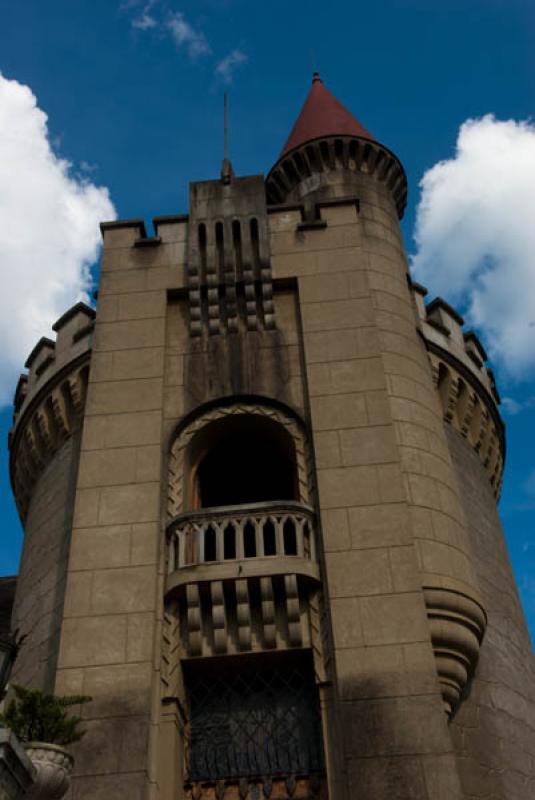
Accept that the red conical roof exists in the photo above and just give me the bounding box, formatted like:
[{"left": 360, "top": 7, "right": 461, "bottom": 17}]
[{"left": 280, "top": 73, "right": 375, "bottom": 159}]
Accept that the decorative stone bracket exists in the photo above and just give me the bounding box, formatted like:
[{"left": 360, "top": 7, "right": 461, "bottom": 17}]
[{"left": 424, "top": 587, "right": 487, "bottom": 716}]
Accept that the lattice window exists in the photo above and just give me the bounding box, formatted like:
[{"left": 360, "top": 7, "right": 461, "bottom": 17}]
[{"left": 185, "top": 654, "right": 324, "bottom": 781}]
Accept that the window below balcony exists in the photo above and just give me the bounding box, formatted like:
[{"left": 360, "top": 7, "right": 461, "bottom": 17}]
[{"left": 184, "top": 651, "right": 324, "bottom": 782}]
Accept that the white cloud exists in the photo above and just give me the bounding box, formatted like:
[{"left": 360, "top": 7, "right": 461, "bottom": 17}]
[
  {"left": 131, "top": 0, "right": 157, "bottom": 30},
  {"left": 501, "top": 396, "right": 535, "bottom": 415},
  {"left": 0, "top": 73, "right": 115, "bottom": 406},
  {"left": 501, "top": 397, "right": 523, "bottom": 415},
  {"left": 79, "top": 160, "right": 98, "bottom": 174},
  {"left": 166, "top": 12, "right": 211, "bottom": 60},
  {"left": 411, "top": 115, "right": 535, "bottom": 379},
  {"left": 524, "top": 469, "right": 535, "bottom": 498},
  {"left": 215, "top": 49, "right": 248, "bottom": 84},
  {"left": 133, "top": 12, "right": 157, "bottom": 30}
]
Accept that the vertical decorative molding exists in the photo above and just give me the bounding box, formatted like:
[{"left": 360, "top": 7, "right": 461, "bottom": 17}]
[
  {"left": 260, "top": 577, "right": 277, "bottom": 649},
  {"left": 186, "top": 584, "right": 203, "bottom": 657},
  {"left": 211, "top": 580, "right": 227, "bottom": 654},
  {"left": 285, "top": 575, "right": 302, "bottom": 647},
  {"left": 235, "top": 578, "right": 252, "bottom": 651}
]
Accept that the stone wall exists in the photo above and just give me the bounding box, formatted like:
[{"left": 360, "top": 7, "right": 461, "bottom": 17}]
[
  {"left": 10, "top": 433, "right": 81, "bottom": 691},
  {"left": 446, "top": 424, "right": 535, "bottom": 799},
  {"left": 53, "top": 219, "right": 183, "bottom": 800},
  {"left": 269, "top": 185, "right": 465, "bottom": 799}
]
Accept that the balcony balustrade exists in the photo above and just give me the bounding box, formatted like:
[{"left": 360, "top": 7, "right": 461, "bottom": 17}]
[
  {"left": 165, "top": 502, "right": 321, "bottom": 658},
  {"left": 167, "top": 500, "right": 317, "bottom": 576}
]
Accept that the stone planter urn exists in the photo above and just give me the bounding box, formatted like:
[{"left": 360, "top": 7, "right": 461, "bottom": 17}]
[{"left": 23, "top": 744, "right": 73, "bottom": 800}]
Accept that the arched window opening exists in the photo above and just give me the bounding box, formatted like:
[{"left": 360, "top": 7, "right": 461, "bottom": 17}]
[
  {"left": 283, "top": 519, "right": 297, "bottom": 555},
  {"left": 224, "top": 524, "right": 236, "bottom": 560},
  {"left": 189, "top": 413, "right": 299, "bottom": 510},
  {"left": 243, "top": 521, "right": 257, "bottom": 558},
  {"left": 437, "top": 362, "right": 452, "bottom": 418},
  {"left": 334, "top": 139, "right": 345, "bottom": 167},
  {"left": 250, "top": 218, "right": 261, "bottom": 275},
  {"left": 204, "top": 526, "right": 217, "bottom": 562},
  {"left": 232, "top": 219, "right": 243, "bottom": 279},
  {"left": 306, "top": 145, "right": 319, "bottom": 171},
  {"left": 348, "top": 140, "right": 358, "bottom": 166},
  {"left": 319, "top": 141, "right": 331, "bottom": 168},
  {"left": 215, "top": 221, "right": 224, "bottom": 281},
  {"left": 198, "top": 223, "right": 207, "bottom": 280},
  {"left": 263, "top": 519, "right": 277, "bottom": 556}
]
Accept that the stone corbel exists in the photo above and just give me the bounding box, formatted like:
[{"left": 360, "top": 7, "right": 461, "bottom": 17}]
[{"left": 424, "top": 587, "right": 487, "bottom": 715}]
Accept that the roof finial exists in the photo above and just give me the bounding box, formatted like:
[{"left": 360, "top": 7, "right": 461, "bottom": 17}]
[
  {"left": 221, "top": 92, "right": 234, "bottom": 184},
  {"left": 309, "top": 47, "right": 320, "bottom": 83}
]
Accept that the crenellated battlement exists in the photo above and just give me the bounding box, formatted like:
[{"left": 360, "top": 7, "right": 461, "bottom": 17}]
[
  {"left": 266, "top": 134, "right": 407, "bottom": 217},
  {"left": 9, "top": 302, "right": 95, "bottom": 519},
  {"left": 412, "top": 283, "right": 505, "bottom": 497}
]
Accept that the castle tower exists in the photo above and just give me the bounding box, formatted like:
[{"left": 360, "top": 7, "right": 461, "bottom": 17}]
[{"left": 8, "top": 74, "right": 535, "bottom": 800}]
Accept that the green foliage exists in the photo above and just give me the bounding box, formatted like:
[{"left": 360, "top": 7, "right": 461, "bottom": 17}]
[{"left": 0, "top": 684, "right": 92, "bottom": 745}]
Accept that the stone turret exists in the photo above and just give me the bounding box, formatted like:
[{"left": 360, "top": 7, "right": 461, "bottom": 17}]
[
  {"left": 266, "top": 72, "right": 407, "bottom": 218},
  {"left": 8, "top": 302, "right": 93, "bottom": 690},
  {"left": 413, "top": 285, "right": 504, "bottom": 495}
]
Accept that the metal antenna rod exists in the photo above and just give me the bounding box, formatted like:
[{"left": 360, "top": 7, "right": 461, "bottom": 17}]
[
  {"left": 224, "top": 93, "right": 228, "bottom": 162},
  {"left": 221, "top": 92, "right": 233, "bottom": 183}
]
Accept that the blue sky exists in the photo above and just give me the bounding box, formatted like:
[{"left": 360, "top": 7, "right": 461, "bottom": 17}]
[{"left": 1, "top": 0, "right": 534, "bottom": 637}]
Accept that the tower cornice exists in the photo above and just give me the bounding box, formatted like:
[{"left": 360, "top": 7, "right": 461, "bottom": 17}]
[{"left": 266, "top": 134, "right": 407, "bottom": 217}]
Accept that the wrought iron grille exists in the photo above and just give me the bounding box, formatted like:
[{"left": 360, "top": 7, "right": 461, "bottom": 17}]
[{"left": 186, "top": 657, "right": 324, "bottom": 781}]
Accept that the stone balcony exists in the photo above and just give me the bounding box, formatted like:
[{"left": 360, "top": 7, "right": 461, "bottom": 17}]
[{"left": 165, "top": 501, "right": 321, "bottom": 658}]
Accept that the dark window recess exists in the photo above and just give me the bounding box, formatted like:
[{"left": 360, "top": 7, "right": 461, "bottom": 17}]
[
  {"left": 186, "top": 653, "right": 324, "bottom": 781},
  {"left": 263, "top": 519, "right": 277, "bottom": 556},
  {"left": 196, "top": 419, "right": 296, "bottom": 508},
  {"left": 204, "top": 526, "right": 217, "bottom": 562},
  {"left": 215, "top": 221, "right": 225, "bottom": 281},
  {"left": 283, "top": 519, "right": 297, "bottom": 555},
  {"left": 198, "top": 223, "right": 207, "bottom": 281},
  {"left": 243, "top": 522, "right": 256, "bottom": 558},
  {"left": 223, "top": 524, "right": 236, "bottom": 559}
]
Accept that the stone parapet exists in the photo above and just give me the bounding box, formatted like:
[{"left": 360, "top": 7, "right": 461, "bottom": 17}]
[
  {"left": 9, "top": 303, "right": 93, "bottom": 520},
  {"left": 266, "top": 134, "right": 407, "bottom": 218},
  {"left": 413, "top": 284, "right": 505, "bottom": 498}
]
